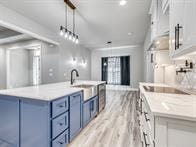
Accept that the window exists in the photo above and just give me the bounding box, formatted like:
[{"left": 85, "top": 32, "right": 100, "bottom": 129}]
[
  {"left": 102, "top": 56, "right": 130, "bottom": 86},
  {"left": 107, "top": 57, "right": 121, "bottom": 85}
]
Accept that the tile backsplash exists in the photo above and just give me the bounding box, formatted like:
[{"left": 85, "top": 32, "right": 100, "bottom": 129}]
[{"left": 175, "top": 59, "right": 196, "bottom": 90}]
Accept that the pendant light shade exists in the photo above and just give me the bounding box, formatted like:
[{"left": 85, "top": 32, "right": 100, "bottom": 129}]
[
  {"left": 60, "top": 26, "right": 64, "bottom": 36},
  {"left": 75, "top": 35, "right": 79, "bottom": 44},
  {"left": 72, "top": 34, "right": 76, "bottom": 42},
  {"left": 68, "top": 31, "right": 72, "bottom": 40},
  {"left": 64, "top": 29, "right": 68, "bottom": 38},
  {"left": 59, "top": 0, "right": 79, "bottom": 44}
]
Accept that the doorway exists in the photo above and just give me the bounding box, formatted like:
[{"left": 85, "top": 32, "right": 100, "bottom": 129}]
[{"left": 6, "top": 45, "right": 41, "bottom": 89}]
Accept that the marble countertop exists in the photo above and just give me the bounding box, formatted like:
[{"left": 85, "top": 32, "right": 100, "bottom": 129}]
[
  {"left": 0, "top": 80, "right": 106, "bottom": 101},
  {"left": 140, "top": 82, "right": 196, "bottom": 122}
]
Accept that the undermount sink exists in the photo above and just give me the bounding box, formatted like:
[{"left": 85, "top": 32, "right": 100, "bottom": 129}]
[
  {"left": 72, "top": 84, "right": 94, "bottom": 88},
  {"left": 72, "top": 84, "right": 98, "bottom": 101}
]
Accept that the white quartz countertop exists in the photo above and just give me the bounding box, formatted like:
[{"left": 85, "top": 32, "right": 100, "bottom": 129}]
[
  {"left": 0, "top": 80, "right": 106, "bottom": 101},
  {"left": 140, "top": 82, "right": 196, "bottom": 122}
]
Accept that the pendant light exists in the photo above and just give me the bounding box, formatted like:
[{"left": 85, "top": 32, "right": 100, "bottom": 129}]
[
  {"left": 75, "top": 35, "right": 79, "bottom": 44},
  {"left": 60, "top": 26, "right": 64, "bottom": 36},
  {"left": 72, "top": 9, "right": 76, "bottom": 43},
  {"left": 59, "top": 0, "right": 79, "bottom": 44}
]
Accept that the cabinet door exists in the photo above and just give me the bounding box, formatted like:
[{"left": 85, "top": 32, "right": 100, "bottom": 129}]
[
  {"left": 169, "top": 0, "right": 185, "bottom": 56},
  {"left": 83, "top": 100, "right": 91, "bottom": 127},
  {"left": 69, "top": 93, "right": 82, "bottom": 141},
  {"left": 90, "top": 97, "right": 98, "bottom": 119},
  {"left": 52, "top": 129, "right": 69, "bottom": 147},
  {"left": 151, "top": 0, "right": 158, "bottom": 41},
  {"left": 21, "top": 100, "right": 50, "bottom": 147},
  {"left": 162, "top": 0, "right": 169, "bottom": 13},
  {"left": 167, "top": 123, "right": 196, "bottom": 147},
  {"left": 183, "top": 0, "right": 196, "bottom": 51}
]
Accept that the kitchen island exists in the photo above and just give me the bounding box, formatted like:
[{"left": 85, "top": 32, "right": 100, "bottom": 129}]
[
  {"left": 139, "top": 83, "right": 196, "bottom": 147},
  {"left": 0, "top": 80, "right": 106, "bottom": 147}
]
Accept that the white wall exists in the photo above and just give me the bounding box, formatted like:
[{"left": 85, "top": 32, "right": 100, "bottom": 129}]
[
  {"left": 91, "top": 46, "right": 143, "bottom": 88},
  {"left": 41, "top": 39, "right": 91, "bottom": 84},
  {"left": 7, "top": 49, "right": 32, "bottom": 88},
  {"left": 0, "top": 39, "right": 91, "bottom": 89},
  {"left": 0, "top": 48, "right": 6, "bottom": 89},
  {"left": 0, "top": 4, "right": 91, "bottom": 87},
  {"left": 143, "top": 28, "right": 154, "bottom": 83}
]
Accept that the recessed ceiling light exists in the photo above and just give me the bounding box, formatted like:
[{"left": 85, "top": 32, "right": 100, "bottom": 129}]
[
  {"left": 128, "top": 32, "right": 132, "bottom": 36},
  {"left": 119, "top": 0, "right": 127, "bottom": 6},
  {"left": 156, "top": 41, "right": 160, "bottom": 45},
  {"left": 49, "top": 44, "right": 54, "bottom": 47}
]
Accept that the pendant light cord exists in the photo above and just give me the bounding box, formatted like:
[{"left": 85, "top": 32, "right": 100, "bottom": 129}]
[
  {"left": 73, "top": 9, "right": 75, "bottom": 34},
  {"left": 65, "top": 4, "right": 67, "bottom": 29}
]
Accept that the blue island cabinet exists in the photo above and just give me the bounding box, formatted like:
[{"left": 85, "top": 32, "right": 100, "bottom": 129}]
[
  {"left": 69, "top": 93, "right": 82, "bottom": 141},
  {"left": 83, "top": 96, "right": 98, "bottom": 127},
  {"left": 0, "top": 97, "right": 20, "bottom": 147},
  {"left": 0, "top": 91, "right": 82, "bottom": 147}
]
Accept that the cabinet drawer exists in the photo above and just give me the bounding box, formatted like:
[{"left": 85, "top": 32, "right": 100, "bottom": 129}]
[
  {"left": 141, "top": 95, "right": 155, "bottom": 141},
  {"left": 52, "top": 97, "right": 68, "bottom": 118},
  {"left": 70, "top": 92, "right": 82, "bottom": 106},
  {"left": 142, "top": 130, "right": 154, "bottom": 147},
  {"left": 52, "top": 112, "right": 69, "bottom": 139},
  {"left": 52, "top": 129, "right": 69, "bottom": 147}
]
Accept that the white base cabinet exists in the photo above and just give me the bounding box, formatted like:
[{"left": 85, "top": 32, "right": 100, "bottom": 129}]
[
  {"left": 139, "top": 93, "right": 196, "bottom": 147},
  {"left": 155, "top": 118, "right": 196, "bottom": 147}
]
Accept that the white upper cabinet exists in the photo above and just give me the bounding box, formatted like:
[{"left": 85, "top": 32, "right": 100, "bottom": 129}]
[
  {"left": 169, "top": 0, "right": 196, "bottom": 58},
  {"left": 169, "top": 0, "right": 185, "bottom": 57},
  {"left": 183, "top": 0, "right": 196, "bottom": 53},
  {"left": 162, "top": 0, "right": 169, "bottom": 14},
  {"left": 150, "top": 0, "right": 169, "bottom": 42}
]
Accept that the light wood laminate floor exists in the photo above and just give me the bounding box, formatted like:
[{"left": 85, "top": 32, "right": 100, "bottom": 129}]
[{"left": 68, "top": 89, "right": 141, "bottom": 147}]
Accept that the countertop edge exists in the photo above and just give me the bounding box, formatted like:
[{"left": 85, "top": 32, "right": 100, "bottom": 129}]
[
  {"left": 139, "top": 82, "right": 196, "bottom": 122},
  {"left": 0, "top": 80, "right": 106, "bottom": 101}
]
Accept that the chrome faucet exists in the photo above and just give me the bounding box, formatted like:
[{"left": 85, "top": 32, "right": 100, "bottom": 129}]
[{"left": 70, "top": 69, "right": 79, "bottom": 85}]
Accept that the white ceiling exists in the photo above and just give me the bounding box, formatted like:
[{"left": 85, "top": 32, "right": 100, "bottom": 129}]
[
  {"left": 0, "top": 25, "right": 33, "bottom": 45},
  {"left": 0, "top": 26, "right": 21, "bottom": 39},
  {"left": 0, "top": 0, "right": 151, "bottom": 49}
]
